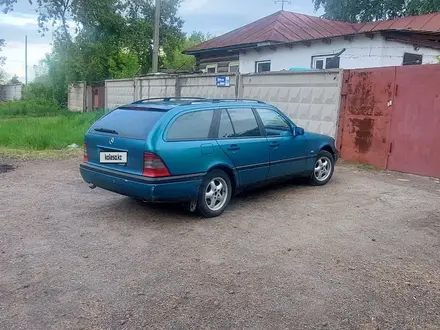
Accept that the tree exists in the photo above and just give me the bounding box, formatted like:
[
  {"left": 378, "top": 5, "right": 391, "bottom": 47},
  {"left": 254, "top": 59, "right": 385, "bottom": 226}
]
[
  {"left": 123, "top": 0, "right": 184, "bottom": 74},
  {"left": 1, "top": 0, "right": 186, "bottom": 105},
  {"left": 313, "top": 0, "right": 440, "bottom": 22},
  {"left": 1, "top": 0, "right": 185, "bottom": 77},
  {"left": 8, "top": 74, "right": 21, "bottom": 84},
  {"left": 108, "top": 49, "right": 140, "bottom": 79},
  {"left": 0, "top": 68, "right": 6, "bottom": 83},
  {"left": 0, "top": 38, "right": 6, "bottom": 83},
  {"left": 24, "top": 51, "right": 69, "bottom": 105},
  {"left": 1, "top": 0, "right": 126, "bottom": 40},
  {"left": 0, "top": 38, "right": 5, "bottom": 67},
  {"left": 163, "top": 31, "right": 211, "bottom": 71}
]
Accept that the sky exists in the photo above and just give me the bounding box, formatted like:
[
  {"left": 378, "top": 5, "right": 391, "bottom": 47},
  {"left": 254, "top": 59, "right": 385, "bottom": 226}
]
[{"left": 0, "top": 0, "right": 318, "bottom": 82}]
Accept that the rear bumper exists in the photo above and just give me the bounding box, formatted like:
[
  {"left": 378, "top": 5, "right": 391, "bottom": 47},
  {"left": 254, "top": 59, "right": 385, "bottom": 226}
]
[{"left": 80, "top": 163, "right": 204, "bottom": 202}]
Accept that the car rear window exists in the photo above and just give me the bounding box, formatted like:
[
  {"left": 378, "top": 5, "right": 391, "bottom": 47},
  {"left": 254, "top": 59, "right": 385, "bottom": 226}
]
[
  {"left": 167, "top": 110, "right": 214, "bottom": 141},
  {"left": 90, "top": 109, "right": 165, "bottom": 140}
]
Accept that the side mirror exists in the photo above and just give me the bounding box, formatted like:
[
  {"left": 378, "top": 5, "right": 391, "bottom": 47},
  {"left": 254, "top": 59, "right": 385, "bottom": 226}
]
[{"left": 295, "top": 127, "right": 304, "bottom": 136}]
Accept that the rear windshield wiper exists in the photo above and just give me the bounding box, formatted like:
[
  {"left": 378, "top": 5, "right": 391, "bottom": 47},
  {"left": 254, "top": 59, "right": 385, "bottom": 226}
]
[{"left": 94, "top": 127, "right": 118, "bottom": 134}]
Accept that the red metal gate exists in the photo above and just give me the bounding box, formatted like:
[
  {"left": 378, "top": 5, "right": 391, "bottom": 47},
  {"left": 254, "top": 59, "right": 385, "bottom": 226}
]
[
  {"left": 387, "top": 65, "right": 440, "bottom": 178},
  {"left": 338, "top": 68, "right": 395, "bottom": 168},
  {"left": 92, "top": 84, "right": 105, "bottom": 110}
]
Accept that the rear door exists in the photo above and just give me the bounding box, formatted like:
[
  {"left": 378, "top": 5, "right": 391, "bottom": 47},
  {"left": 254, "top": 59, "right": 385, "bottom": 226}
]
[
  {"left": 255, "top": 108, "right": 308, "bottom": 179},
  {"left": 216, "top": 108, "right": 270, "bottom": 186},
  {"left": 85, "top": 108, "right": 165, "bottom": 176},
  {"left": 156, "top": 109, "right": 220, "bottom": 176}
]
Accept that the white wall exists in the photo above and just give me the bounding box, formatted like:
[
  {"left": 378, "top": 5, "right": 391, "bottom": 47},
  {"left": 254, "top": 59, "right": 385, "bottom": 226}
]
[
  {"left": 0, "top": 84, "right": 22, "bottom": 101},
  {"left": 179, "top": 73, "right": 236, "bottom": 99},
  {"left": 380, "top": 39, "right": 439, "bottom": 66},
  {"left": 101, "top": 71, "right": 342, "bottom": 138},
  {"left": 239, "top": 34, "right": 440, "bottom": 73},
  {"left": 67, "top": 82, "right": 86, "bottom": 112},
  {"left": 135, "top": 76, "right": 177, "bottom": 101},
  {"left": 241, "top": 71, "right": 342, "bottom": 138},
  {"left": 105, "top": 74, "right": 238, "bottom": 109},
  {"left": 105, "top": 79, "right": 135, "bottom": 110}
]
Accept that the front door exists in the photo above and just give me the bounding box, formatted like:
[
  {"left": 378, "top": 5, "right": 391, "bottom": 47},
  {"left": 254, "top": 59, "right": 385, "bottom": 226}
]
[
  {"left": 216, "top": 108, "right": 269, "bottom": 186},
  {"left": 255, "top": 108, "right": 308, "bottom": 179}
]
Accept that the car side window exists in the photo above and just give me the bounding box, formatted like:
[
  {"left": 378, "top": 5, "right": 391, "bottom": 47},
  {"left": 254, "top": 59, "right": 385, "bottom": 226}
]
[
  {"left": 167, "top": 110, "right": 214, "bottom": 140},
  {"left": 256, "top": 108, "right": 291, "bottom": 136},
  {"left": 218, "top": 109, "right": 235, "bottom": 138},
  {"left": 227, "top": 108, "right": 261, "bottom": 138}
]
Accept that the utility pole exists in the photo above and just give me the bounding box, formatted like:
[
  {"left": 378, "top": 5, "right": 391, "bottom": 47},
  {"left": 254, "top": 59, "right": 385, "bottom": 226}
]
[
  {"left": 25, "top": 35, "right": 28, "bottom": 85},
  {"left": 274, "top": 0, "right": 291, "bottom": 10},
  {"left": 152, "top": 0, "right": 161, "bottom": 73}
]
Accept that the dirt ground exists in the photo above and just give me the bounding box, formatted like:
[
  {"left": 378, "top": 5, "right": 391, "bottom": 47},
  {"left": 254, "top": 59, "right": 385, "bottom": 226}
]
[{"left": 1, "top": 157, "right": 439, "bottom": 330}]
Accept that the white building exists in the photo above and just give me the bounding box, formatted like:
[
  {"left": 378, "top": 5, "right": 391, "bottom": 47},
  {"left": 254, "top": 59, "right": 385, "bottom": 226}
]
[{"left": 183, "top": 11, "right": 440, "bottom": 73}]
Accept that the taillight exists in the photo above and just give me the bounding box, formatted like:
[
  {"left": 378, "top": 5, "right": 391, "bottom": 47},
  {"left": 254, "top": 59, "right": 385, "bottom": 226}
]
[
  {"left": 83, "top": 143, "right": 88, "bottom": 162},
  {"left": 143, "top": 152, "right": 170, "bottom": 177}
]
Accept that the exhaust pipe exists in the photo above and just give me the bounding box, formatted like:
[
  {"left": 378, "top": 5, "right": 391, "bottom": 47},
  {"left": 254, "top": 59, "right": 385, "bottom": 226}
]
[{"left": 89, "top": 183, "right": 96, "bottom": 189}]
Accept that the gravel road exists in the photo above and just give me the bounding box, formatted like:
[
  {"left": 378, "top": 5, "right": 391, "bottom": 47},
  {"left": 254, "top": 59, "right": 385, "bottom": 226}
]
[{"left": 1, "top": 157, "right": 439, "bottom": 330}]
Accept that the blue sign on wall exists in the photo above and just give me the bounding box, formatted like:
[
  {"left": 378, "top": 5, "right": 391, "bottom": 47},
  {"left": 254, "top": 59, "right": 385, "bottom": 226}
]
[{"left": 216, "top": 76, "right": 230, "bottom": 87}]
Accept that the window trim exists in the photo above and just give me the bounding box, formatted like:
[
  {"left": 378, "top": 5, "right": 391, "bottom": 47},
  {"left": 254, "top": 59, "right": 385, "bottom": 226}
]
[
  {"left": 314, "top": 59, "right": 324, "bottom": 70},
  {"left": 213, "top": 109, "right": 235, "bottom": 139},
  {"left": 205, "top": 64, "right": 218, "bottom": 73},
  {"left": 311, "top": 54, "right": 340, "bottom": 69},
  {"left": 254, "top": 108, "right": 293, "bottom": 138},
  {"left": 252, "top": 108, "right": 267, "bottom": 137},
  {"left": 228, "top": 62, "right": 240, "bottom": 72},
  {"left": 164, "top": 109, "right": 217, "bottom": 142},
  {"left": 255, "top": 60, "right": 271, "bottom": 73}
]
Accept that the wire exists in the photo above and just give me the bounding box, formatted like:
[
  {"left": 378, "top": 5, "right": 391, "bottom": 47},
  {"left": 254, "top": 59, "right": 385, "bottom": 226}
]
[
  {"left": 321, "top": 46, "right": 440, "bottom": 50},
  {"left": 339, "top": 54, "right": 438, "bottom": 58}
]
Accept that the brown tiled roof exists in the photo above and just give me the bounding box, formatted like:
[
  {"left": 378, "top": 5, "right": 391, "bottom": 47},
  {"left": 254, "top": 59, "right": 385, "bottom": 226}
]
[
  {"left": 184, "top": 11, "right": 440, "bottom": 53},
  {"left": 356, "top": 12, "right": 440, "bottom": 32}
]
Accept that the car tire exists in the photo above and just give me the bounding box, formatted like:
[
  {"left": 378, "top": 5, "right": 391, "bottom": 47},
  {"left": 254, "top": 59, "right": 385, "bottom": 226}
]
[
  {"left": 310, "top": 150, "right": 335, "bottom": 186},
  {"left": 197, "top": 169, "right": 232, "bottom": 218}
]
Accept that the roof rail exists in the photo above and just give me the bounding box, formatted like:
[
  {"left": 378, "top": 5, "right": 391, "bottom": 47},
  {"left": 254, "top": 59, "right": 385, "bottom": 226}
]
[
  {"left": 132, "top": 97, "right": 206, "bottom": 104},
  {"left": 186, "top": 98, "right": 266, "bottom": 104}
]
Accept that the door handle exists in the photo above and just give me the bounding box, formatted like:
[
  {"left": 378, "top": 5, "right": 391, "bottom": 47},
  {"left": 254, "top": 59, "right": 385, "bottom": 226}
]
[
  {"left": 270, "top": 141, "right": 280, "bottom": 147},
  {"left": 227, "top": 144, "right": 240, "bottom": 151}
]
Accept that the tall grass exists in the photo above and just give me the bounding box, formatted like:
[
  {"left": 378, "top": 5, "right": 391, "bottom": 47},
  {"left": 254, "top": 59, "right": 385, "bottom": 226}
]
[
  {"left": 0, "top": 111, "right": 105, "bottom": 150},
  {"left": 0, "top": 99, "right": 61, "bottom": 118}
]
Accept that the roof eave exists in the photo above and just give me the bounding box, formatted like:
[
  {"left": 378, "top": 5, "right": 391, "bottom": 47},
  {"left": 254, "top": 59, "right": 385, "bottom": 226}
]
[{"left": 182, "top": 41, "right": 285, "bottom": 55}]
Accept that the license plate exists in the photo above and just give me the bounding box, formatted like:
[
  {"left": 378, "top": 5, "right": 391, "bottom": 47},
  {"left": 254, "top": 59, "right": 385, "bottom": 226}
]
[{"left": 100, "top": 152, "right": 127, "bottom": 164}]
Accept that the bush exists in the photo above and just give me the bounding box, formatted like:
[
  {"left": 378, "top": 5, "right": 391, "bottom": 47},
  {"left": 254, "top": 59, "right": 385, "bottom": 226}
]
[
  {"left": 22, "top": 82, "right": 54, "bottom": 102},
  {"left": 22, "top": 81, "right": 67, "bottom": 107},
  {"left": 0, "top": 99, "right": 62, "bottom": 118},
  {"left": 0, "top": 111, "right": 105, "bottom": 150}
]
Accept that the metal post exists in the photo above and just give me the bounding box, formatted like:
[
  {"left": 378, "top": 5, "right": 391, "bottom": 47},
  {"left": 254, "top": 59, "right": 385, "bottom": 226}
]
[
  {"left": 25, "top": 35, "right": 28, "bottom": 85},
  {"left": 152, "top": 0, "right": 161, "bottom": 73},
  {"left": 274, "top": 0, "right": 291, "bottom": 10}
]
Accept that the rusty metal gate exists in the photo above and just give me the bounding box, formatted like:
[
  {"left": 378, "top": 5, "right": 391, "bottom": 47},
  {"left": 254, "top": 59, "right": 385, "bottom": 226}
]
[
  {"left": 338, "top": 64, "right": 440, "bottom": 178},
  {"left": 387, "top": 65, "right": 440, "bottom": 178},
  {"left": 338, "top": 68, "right": 395, "bottom": 169}
]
